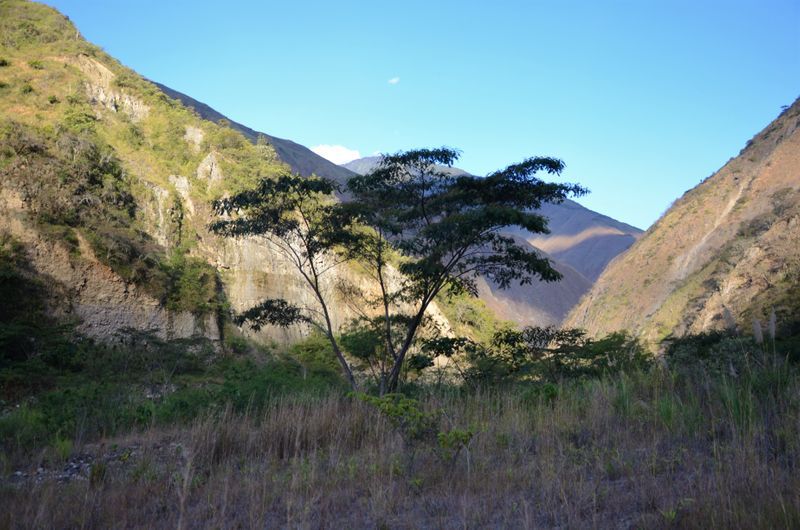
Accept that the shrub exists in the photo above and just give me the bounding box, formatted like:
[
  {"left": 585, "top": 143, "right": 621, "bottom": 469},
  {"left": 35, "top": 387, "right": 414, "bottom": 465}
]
[
  {"left": 462, "top": 327, "right": 651, "bottom": 385},
  {"left": 664, "top": 331, "right": 750, "bottom": 376},
  {"left": 289, "top": 332, "right": 340, "bottom": 374},
  {"left": 163, "top": 250, "right": 220, "bottom": 315},
  {"left": 356, "top": 392, "right": 437, "bottom": 442}
]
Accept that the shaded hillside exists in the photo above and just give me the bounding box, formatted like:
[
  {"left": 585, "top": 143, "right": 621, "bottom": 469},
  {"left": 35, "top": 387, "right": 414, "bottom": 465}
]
[
  {"left": 475, "top": 251, "right": 592, "bottom": 327},
  {"left": 567, "top": 97, "right": 800, "bottom": 344},
  {"left": 503, "top": 201, "right": 641, "bottom": 281},
  {"left": 153, "top": 82, "right": 357, "bottom": 185}
]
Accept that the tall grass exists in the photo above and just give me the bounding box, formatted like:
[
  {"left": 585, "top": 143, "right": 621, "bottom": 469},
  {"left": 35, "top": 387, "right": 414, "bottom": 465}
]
[{"left": 2, "top": 360, "right": 798, "bottom": 528}]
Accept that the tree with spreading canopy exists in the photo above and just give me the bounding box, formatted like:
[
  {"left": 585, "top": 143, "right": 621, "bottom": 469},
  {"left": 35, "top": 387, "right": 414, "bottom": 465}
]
[{"left": 211, "top": 147, "right": 586, "bottom": 393}]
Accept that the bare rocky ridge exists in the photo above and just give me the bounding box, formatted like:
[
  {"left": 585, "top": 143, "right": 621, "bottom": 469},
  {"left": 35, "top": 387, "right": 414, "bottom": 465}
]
[
  {"left": 567, "top": 97, "right": 800, "bottom": 344},
  {"left": 69, "top": 54, "right": 149, "bottom": 122}
]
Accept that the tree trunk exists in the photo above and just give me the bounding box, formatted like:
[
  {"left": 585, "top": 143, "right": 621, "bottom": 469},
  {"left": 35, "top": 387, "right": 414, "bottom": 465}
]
[
  {"left": 330, "top": 338, "right": 358, "bottom": 390},
  {"left": 313, "top": 283, "right": 358, "bottom": 390},
  {"left": 385, "top": 309, "right": 427, "bottom": 393}
]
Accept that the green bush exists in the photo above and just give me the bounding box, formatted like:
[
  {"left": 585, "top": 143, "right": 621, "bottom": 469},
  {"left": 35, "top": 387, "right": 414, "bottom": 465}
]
[
  {"left": 356, "top": 392, "right": 437, "bottom": 442},
  {"left": 463, "top": 327, "right": 651, "bottom": 385},
  {"left": 289, "top": 332, "right": 340, "bottom": 374},
  {"left": 664, "top": 331, "right": 757, "bottom": 376},
  {"left": 163, "top": 250, "right": 220, "bottom": 315}
]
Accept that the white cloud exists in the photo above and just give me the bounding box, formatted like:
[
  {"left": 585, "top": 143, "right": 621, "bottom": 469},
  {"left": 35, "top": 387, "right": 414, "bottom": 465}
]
[
  {"left": 388, "top": 76, "right": 400, "bottom": 85},
  {"left": 311, "top": 144, "right": 362, "bottom": 165}
]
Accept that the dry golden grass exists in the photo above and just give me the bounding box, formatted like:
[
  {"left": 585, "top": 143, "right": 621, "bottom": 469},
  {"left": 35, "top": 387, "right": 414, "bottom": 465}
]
[{"left": 1, "top": 365, "right": 799, "bottom": 529}]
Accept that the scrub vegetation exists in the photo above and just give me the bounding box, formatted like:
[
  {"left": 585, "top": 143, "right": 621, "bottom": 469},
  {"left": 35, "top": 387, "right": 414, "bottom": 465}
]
[{"left": 2, "top": 328, "right": 799, "bottom": 528}]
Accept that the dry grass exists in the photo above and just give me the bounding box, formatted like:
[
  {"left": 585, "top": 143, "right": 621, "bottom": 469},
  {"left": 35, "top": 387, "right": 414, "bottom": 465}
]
[{"left": 1, "top": 367, "right": 799, "bottom": 529}]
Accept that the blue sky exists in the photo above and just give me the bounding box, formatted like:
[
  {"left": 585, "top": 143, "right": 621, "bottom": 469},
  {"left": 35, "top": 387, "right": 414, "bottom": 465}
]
[{"left": 45, "top": 0, "right": 799, "bottom": 229}]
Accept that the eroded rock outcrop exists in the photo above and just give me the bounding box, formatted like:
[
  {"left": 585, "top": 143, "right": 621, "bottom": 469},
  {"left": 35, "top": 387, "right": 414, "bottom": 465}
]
[{"left": 0, "top": 190, "right": 218, "bottom": 342}]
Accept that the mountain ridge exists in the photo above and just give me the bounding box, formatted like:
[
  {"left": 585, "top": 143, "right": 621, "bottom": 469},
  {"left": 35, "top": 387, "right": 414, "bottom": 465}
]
[
  {"left": 153, "top": 82, "right": 357, "bottom": 186},
  {"left": 566, "top": 97, "right": 800, "bottom": 343}
]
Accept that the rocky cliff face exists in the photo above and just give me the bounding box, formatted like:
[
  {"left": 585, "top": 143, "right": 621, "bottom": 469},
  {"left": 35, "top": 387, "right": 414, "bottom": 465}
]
[
  {"left": 566, "top": 98, "right": 800, "bottom": 344},
  {"left": 0, "top": 189, "right": 219, "bottom": 341}
]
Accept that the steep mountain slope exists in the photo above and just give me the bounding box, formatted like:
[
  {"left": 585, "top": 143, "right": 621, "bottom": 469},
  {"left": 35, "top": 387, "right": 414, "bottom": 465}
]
[
  {"left": 498, "top": 202, "right": 641, "bottom": 282},
  {"left": 475, "top": 251, "right": 592, "bottom": 327},
  {"left": 0, "top": 0, "right": 370, "bottom": 345},
  {"left": 153, "top": 83, "right": 357, "bottom": 186},
  {"left": 567, "top": 98, "right": 800, "bottom": 344}
]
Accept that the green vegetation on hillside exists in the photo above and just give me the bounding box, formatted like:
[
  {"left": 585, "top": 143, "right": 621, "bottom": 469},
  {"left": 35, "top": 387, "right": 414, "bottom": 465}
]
[
  {"left": 435, "top": 287, "right": 509, "bottom": 343},
  {"left": 0, "top": 121, "right": 222, "bottom": 314},
  {"left": 0, "top": 0, "right": 293, "bottom": 323}
]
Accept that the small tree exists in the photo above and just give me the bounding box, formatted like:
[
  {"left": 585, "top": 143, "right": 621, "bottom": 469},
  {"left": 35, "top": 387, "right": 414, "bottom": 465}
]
[{"left": 209, "top": 175, "right": 360, "bottom": 388}]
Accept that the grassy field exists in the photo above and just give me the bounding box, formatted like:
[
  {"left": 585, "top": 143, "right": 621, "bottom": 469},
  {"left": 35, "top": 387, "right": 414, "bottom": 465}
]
[{"left": 2, "top": 343, "right": 798, "bottom": 529}]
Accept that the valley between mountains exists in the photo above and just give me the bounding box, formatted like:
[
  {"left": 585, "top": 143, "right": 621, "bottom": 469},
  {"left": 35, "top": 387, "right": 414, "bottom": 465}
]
[{"left": 2, "top": 1, "right": 799, "bottom": 528}]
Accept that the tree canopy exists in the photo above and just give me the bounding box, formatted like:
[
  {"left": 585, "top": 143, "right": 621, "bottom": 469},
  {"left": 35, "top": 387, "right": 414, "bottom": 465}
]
[{"left": 211, "top": 147, "right": 586, "bottom": 393}]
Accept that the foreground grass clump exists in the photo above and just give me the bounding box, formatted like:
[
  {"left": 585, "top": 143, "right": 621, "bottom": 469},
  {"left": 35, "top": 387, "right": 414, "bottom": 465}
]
[{"left": 2, "top": 345, "right": 799, "bottom": 529}]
